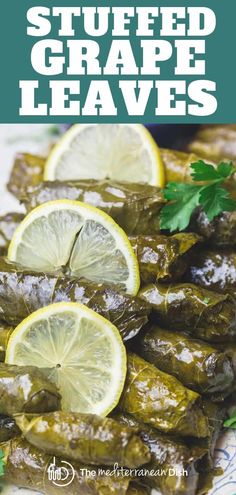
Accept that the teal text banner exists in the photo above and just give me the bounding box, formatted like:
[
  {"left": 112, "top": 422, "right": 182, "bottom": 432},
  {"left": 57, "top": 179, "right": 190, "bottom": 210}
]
[{"left": 0, "top": 0, "right": 235, "bottom": 122}]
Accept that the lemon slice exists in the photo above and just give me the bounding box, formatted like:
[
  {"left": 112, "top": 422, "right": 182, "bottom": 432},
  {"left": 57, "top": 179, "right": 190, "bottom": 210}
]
[
  {"left": 44, "top": 124, "right": 165, "bottom": 187},
  {"left": 8, "top": 200, "right": 140, "bottom": 295},
  {"left": 5, "top": 302, "right": 127, "bottom": 415}
]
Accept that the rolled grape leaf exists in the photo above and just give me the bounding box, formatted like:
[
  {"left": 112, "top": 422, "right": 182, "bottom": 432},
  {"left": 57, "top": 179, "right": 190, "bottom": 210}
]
[
  {"left": 113, "top": 411, "right": 207, "bottom": 495},
  {"left": 160, "top": 148, "right": 202, "bottom": 183},
  {"left": 139, "top": 282, "right": 236, "bottom": 342},
  {"left": 187, "top": 125, "right": 236, "bottom": 163},
  {"left": 214, "top": 342, "right": 236, "bottom": 379},
  {"left": 7, "top": 146, "right": 205, "bottom": 197},
  {"left": 9, "top": 148, "right": 236, "bottom": 247},
  {"left": 16, "top": 411, "right": 151, "bottom": 468},
  {"left": 7, "top": 153, "right": 45, "bottom": 198},
  {"left": 129, "top": 233, "right": 200, "bottom": 284},
  {"left": 2, "top": 437, "right": 131, "bottom": 495},
  {"left": 21, "top": 179, "right": 164, "bottom": 235},
  {"left": 0, "top": 258, "right": 150, "bottom": 341},
  {"left": 10, "top": 147, "right": 206, "bottom": 196},
  {"left": 200, "top": 399, "right": 226, "bottom": 461},
  {"left": 0, "top": 213, "right": 25, "bottom": 254},
  {"left": 119, "top": 353, "right": 209, "bottom": 438},
  {"left": 0, "top": 364, "right": 61, "bottom": 415},
  {"left": 136, "top": 325, "right": 234, "bottom": 397},
  {"left": 186, "top": 249, "right": 236, "bottom": 292},
  {"left": 189, "top": 399, "right": 226, "bottom": 489},
  {"left": 191, "top": 209, "right": 236, "bottom": 248},
  {"left": 0, "top": 214, "right": 200, "bottom": 285}
]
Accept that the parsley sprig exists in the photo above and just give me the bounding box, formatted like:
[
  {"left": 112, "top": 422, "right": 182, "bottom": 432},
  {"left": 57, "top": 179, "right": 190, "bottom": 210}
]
[
  {"left": 224, "top": 411, "right": 236, "bottom": 429},
  {"left": 0, "top": 450, "right": 5, "bottom": 477},
  {"left": 160, "top": 160, "right": 236, "bottom": 232}
]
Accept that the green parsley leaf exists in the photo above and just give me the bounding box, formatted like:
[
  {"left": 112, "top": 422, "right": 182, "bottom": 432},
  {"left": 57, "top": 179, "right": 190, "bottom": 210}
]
[
  {"left": 191, "top": 160, "right": 221, "bottom": 181},
  {"left": 160, "top": 159, "right": 236, "bottom": 232},
  {"left": 200, "top": 183, "right": 236, "bottom": 221},
  {"left": 160, "top": 185, "right": 200, "bottom": 232},
  {"left": 217, "top": 161, "right": 235, "bottom": 178},
  {"left": 162, "top": 182, "right": 199, "bottom": 201},
  {"left": 191, "top": 160, "right": 235, "bottom": 182},
  {"left": 0, "top": 450, "right": 5, "bottom": 477},
  {"left": 224, "top": 412, "right": 236, "bottom": 429}
]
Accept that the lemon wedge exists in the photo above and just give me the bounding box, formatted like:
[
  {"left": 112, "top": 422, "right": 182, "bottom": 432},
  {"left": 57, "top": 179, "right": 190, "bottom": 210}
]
[
  {"left": 44, "top": 124, "right": 165, "bottom": 187},
  {"left": 8, "top": 200, "right": 140, "bottom": 295},
  {"left": 5, "top": 302, "right": 127, "bottom": 415}
]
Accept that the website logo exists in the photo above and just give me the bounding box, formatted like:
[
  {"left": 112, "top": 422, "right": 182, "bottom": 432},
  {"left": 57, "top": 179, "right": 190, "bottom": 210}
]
[{"left": 47, "top": 457, "right": 75, "bottom": 487}]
